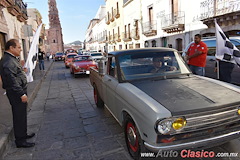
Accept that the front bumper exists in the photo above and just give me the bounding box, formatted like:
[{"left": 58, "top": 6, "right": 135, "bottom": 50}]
[
  {"left": 144, "top": 130, "right": 240, "bottom": 152},
  {"left": 74, "top": 70, "right": 90, "bottom": 75}
]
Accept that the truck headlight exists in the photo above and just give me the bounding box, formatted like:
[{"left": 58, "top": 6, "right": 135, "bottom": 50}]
[
  {"left": 156, "top": 117, "right": 187, "bottom": 135},
  {"left": 157, "top": 119, "right": 172, "bottom": 135},
  {"left": 75, "top": 66, "right": 79, "bottom": 69},
  {"left": 172, "top": 117, "right": 186, "bottom": 130}
]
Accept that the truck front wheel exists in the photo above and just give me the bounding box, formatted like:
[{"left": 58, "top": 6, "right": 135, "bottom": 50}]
[
  {"left": 125, "top": 115, "right": 146, "bottom": 160},
  {"left": 93, "top": 85, "right": 104, "bottom": 108}
]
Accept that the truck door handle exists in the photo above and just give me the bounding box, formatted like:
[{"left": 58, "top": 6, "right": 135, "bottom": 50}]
[{"left": 209, "top": 59, "right": 215, "bottom": 62}]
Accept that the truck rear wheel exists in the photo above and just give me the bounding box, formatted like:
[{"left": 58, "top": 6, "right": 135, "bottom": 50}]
[{"left": 93, "top": 85, "right": 104, "bottom": 108}]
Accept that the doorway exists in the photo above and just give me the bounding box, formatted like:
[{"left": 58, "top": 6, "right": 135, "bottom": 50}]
[{"left": 176, "top": 38, "right": 183, "bottom": 51}]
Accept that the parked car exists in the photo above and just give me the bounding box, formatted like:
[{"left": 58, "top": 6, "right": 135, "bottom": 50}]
[
  {"left": 182, "top": 36, "right": 240, "bottom": 85},
  {"left": 54, "top": 52, "right": 64, "bottom": 61},
  {"left": 90, "top": 48, "right": 240, "bottom": 159},
  {"left": 70, "top": 55, "right": 97, "bottom": 77},
  {"left": 90, "top": 52, "right": 103, "bottom": 61},
  {"left": 64, "top": 53, "right": 78, "bottom": 68}
]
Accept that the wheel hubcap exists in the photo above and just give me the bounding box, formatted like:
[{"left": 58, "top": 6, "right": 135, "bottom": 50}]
[
  {"left": 126, "top": 122, "right": 138, "bottom": 152},
  {"left": 127, "top": 127, "right": 137, "bottom": 146}
]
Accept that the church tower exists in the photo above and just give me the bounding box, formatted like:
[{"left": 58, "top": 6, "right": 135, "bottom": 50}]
[{"left": 47, "top": 0, "right": 64, "bottom": 54}]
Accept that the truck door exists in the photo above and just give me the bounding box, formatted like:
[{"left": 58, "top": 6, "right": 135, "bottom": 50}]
[{"left": 103, "top": 56, "right": 118, "bottom": 115}]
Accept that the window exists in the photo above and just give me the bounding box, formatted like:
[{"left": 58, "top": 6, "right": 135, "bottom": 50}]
[
  {"left": 135, "top": 20, "right": 139, "bottom": 34},
  {"left": 171, "top": 0, "right": 178, "bottom": 23},
  {"left": 152, "top": 40, "right": 156, "bottom": 47},
  {"left": 118, "top": 27, "right": 120, "bottom": 39},
  {"left": 113, "top": 29, "right": 115, "bottom": 40},
  {"left": 128, "top": 24, "right": 131, "bottom": 38},
  {"left": 0, "top": 32, "right": 6, "bottom": 59},
  {"left": 124, "top": 25, "right": 127, "bottom": 38},
  {"left": 117, "top": 2, "right": 119, "bottom": 13},
  {"left": 148, "top": 6, "right": 153, "bottom": 24},
  {"left": 136, "top": 43, "right": 140, "bottom": 48},
  {"left": 108, "top": 57, "right": 116, "bottom": 78}
]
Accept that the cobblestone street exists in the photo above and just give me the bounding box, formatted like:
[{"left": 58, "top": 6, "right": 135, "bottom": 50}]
[
  {"left": 2, "top": 62, "right": 240, "bottom": 160},
  {"left": 3, "top": 62, "right": 132, "bottom": 160}
]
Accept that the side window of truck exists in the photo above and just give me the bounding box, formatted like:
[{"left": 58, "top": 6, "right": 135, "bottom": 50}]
[{"left": 108, "top": 57, "right": 116, "bottom": 78}]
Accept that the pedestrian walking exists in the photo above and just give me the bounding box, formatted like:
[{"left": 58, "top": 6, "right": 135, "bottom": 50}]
[
  {"left": 186, "top": 34, "right": 208, "bottom": 76},
  {"left": 38, "top": 48, "right": 45, "bottom": 70},
  {"left": 0, "top": 39, "right": 35, "bottom": 148},
  {"left": 46, "top": 52, "right": 50, "bottom": 61}
]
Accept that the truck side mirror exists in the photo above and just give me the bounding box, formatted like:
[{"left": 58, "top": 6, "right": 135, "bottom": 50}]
[{"left": 98, "top": 58, "right": 105, "bottom": 76}]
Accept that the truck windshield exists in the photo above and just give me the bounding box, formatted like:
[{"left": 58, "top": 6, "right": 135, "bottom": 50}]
[{"left": 118, "top": 51, "right": 190, "bottom": 81}]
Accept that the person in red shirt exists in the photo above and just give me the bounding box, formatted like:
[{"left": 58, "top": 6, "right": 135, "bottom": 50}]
[{"left": 186, "top": 34, "right": 208, "bottom": 76}]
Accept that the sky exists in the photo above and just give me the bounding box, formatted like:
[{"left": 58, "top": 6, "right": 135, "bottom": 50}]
[{"left": 26, "top": 0, "right": 105, "bottom": 44}]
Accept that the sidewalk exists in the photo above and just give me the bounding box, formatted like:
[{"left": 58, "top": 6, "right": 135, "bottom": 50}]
[{"left": 0, "top": 59, "right": 53, "bottom": 158}]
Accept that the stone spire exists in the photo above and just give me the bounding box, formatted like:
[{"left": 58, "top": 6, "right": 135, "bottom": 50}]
[{"left": 47, "top": 0, "right": 64, "bottom": 54}]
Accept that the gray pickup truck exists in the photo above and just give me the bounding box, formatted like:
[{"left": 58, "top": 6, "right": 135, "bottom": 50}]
[{"left": 90, "top": 48, "right": 240, "bottom": 159}]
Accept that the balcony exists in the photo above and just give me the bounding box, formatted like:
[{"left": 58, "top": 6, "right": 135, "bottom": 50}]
[
  {"left": 114, "top": 33, "right": 121, "bottom": 42},
  {"left": 200, "top": 0, "right": 240, "bottom": 28},
  {"left": 110, "top": 13, "right": 114, "bottom": 22},
  {"left": 114, "top": 8, "right": 120, "bottom": 19},
  {"left": 98, "top": 36, "right": 107, "bottom": 43},
  {"left": 142, "top": 21, "right": 157, "bottom": 37},
  {"left": 161, "top": 11, "right": 185, "bottom": 33},
  {"left": 6, "top": 0, "right": 28, "bottom": 21},
  {"left": 122, "top": 32, "right": 132, "bottom": 42},
  {"left": 105, "top": 15, "right": 110, "bottom": 25},
  {"left": 0, "top": 0, "right": 14, "bottom": 7},
  {"left": 131, "top": 28, "right": 140, "bottom": 40}
]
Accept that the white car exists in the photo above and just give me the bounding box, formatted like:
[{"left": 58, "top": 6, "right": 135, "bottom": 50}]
[
  {"left": 90, "top": 52, "right": 103, "bottom": 61},
  {"left": 182, "top": 36, "right": 240, "bottom": 85}
]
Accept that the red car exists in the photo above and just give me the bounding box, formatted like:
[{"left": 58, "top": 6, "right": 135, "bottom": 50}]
[
  {"left": 70, "top": 55, "right": 97, "bottom": 77},
  {"left": 65, "top": 53, "right": 78, "bottom": 68},
  {"left": 54, "top": 52, "right": 65, "bottom": 61}
]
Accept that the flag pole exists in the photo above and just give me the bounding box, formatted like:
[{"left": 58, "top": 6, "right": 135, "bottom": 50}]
[
  {"left": 214, "top": 19, "right": 220, "bottom": 79},
  {"left": 217, "top": 59, "right": 219, "bottom": 79}
]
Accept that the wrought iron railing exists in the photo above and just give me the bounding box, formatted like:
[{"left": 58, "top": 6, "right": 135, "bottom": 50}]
[
  {"left": 200, "top": 0, "right": 240, "bottom": 19},
  {"left": 142, "top": 20, "right": 157, "bottom": 33},
  {"left": 161, "top": 11, "right": 185, "bottom": 28}
]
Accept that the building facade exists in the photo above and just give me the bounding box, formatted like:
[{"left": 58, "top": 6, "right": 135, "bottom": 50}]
[
  {"left": 0, "top": 0, "right": 28, "bottom": 60},
  {"left": 85, "top": 5, "right": 106, "bottom": 52},
  {"left": 27, "top": 8, "right": 46, "bottom": 55},
  {"left": 85, "top": 0, "right": 240, "bottom": 53},
  {"left": 200, "top": 0, "right": 240, "bottom": 37},
  {"left": 46, "top": 0, "right": 64, "bottom": 55}
]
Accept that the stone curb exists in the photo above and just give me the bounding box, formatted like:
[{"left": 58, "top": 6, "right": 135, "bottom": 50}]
[{"left": 0, "top": 61, "right": 54, "bottom": 159}]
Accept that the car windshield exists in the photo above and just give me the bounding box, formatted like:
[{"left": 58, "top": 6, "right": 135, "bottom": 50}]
[
  {"left": 74, "top": 56, "right": 91, "bottom": 62},
  {"left": 91, "top": 53, "right": 102, "bottom": 56},
  {"left": 67, "top": 55, "right": 77, "bottom": 58},
  {"left": 56, "top": 53, "right": 63, "bottom": 55},
  {"left": 118, "top": 51, "right": 190, "bottom": 81}
]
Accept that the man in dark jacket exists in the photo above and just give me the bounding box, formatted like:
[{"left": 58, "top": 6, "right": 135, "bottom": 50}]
[{"left": 0, "top": 39, "right": 35, "bottom": 148}]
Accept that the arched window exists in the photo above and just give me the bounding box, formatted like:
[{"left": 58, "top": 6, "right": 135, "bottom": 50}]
[{"left": 152, "top": 40, "right": 156, "bottom": 47}]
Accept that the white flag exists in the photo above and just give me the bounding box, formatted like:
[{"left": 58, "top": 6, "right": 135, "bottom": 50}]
[
  {"left": 215, "top": 19, "right": 240, "bottom": 66},
  {"left": 24, "top": 24, "right": 43, "bottom": 82}
]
